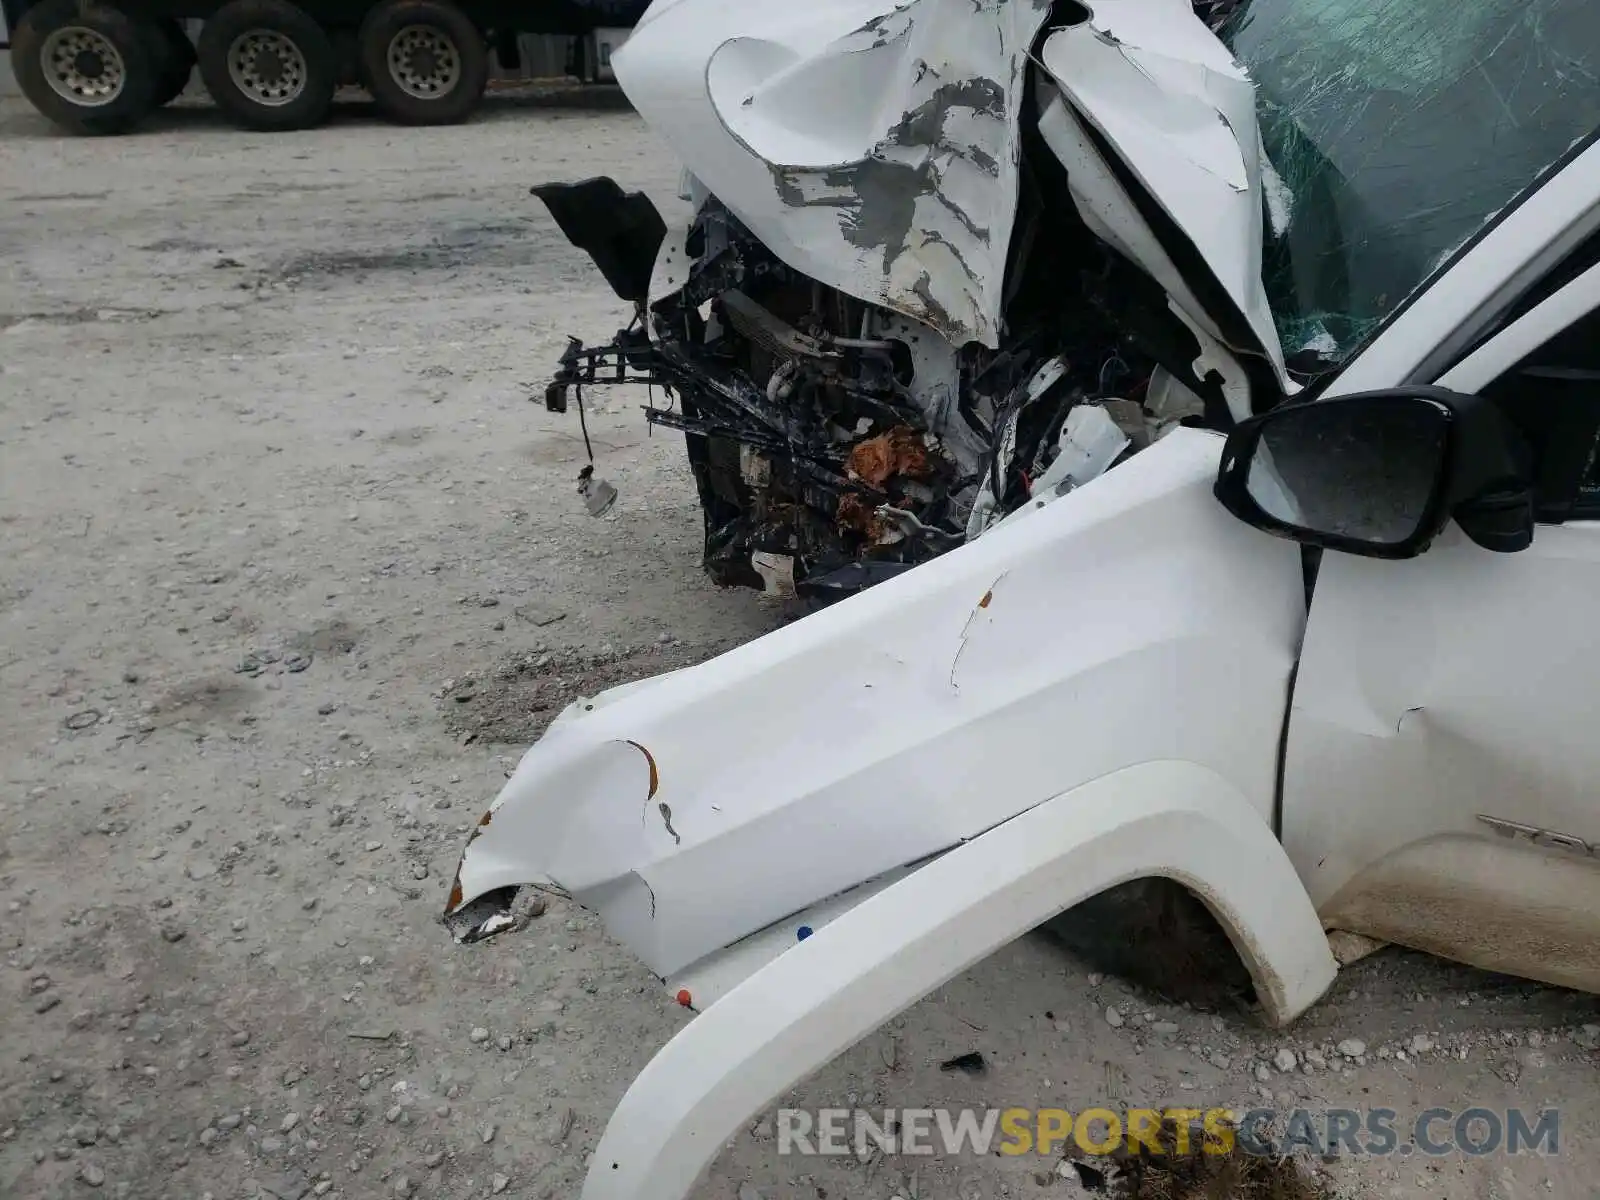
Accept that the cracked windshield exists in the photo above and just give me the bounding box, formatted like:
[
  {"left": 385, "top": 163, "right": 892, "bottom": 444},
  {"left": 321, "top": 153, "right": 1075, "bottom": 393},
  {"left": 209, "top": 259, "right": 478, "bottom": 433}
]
[{"left": 1221, "top": 0, "right": 1600, "bottom": 364}]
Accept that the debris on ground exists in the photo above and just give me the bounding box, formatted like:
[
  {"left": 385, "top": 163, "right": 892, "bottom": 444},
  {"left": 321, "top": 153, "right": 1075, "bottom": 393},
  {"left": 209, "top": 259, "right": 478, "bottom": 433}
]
[
  {"left": 938, "top": 1051, "right": 987, "bottom": 1075},
  {"left": 1102, "top": 1117, "right": 1330, "bottom": 1200}
]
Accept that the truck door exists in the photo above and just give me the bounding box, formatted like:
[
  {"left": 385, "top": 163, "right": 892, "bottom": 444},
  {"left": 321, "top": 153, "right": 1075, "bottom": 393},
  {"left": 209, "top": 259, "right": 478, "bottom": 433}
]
[{"left": 1282, "top": 215, "right": 1600, "bottom": 992}]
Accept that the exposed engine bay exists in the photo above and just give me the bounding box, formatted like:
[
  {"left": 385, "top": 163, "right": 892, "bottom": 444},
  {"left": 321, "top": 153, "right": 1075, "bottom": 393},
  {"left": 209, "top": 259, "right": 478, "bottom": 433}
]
[{"left": 536, "top": 0, "right": 1292, "bottom": 598}]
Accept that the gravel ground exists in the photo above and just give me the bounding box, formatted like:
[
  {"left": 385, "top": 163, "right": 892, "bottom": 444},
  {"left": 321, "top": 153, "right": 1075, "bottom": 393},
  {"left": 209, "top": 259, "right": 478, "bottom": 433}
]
[{"left": 2, "top": 93, "right": 1598, "bottom": 1200}]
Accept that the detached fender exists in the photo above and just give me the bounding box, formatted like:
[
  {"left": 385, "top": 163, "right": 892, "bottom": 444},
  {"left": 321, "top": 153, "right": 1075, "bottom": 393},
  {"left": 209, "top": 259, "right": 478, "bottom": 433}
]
[{"left": 581, "top": 758, "right": 1337, "bottom": 1200}]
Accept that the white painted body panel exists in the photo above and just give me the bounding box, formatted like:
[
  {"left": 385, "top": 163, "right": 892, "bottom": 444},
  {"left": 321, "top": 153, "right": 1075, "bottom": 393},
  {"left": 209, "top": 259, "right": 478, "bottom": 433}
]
[
  {"left": 1282, "top": 235, "right": 1600, "bottom": 988},
  {"left": 1037, "top": 0, "right": 1288, "bottom": 392},
  {"left": 1285, "top": 524, "right": 1600, "bottom": 908},
  {"left": 1032, "top": 89, "right": 1273, "bottom": 423},
  {"left": 582, "top": 762, "right": 1337, "bottom": 1200},
  {"left": 612, "top": 0, "right": 1287, "bottom": 382},
  {"left": 613, "top": 0, "right": 1052, "bottom": 347},
  {"left": 452, "top": 429, "right": 1309, "bottom": 979}
]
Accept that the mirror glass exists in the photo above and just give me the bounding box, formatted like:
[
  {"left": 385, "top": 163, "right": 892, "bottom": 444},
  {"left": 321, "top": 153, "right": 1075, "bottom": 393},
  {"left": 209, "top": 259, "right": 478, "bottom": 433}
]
[{"left": 1245, "top": 396, "right": 1449, "bottom": 546}]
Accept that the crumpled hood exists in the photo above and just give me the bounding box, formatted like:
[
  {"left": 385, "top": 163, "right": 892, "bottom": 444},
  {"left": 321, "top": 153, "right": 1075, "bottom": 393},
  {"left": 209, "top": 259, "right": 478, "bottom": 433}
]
[
  {"left": 447, "top": 429, "right": 1306, "bottom": 978},
  {"left": 612, "top": 0, "right": 1288, "bottom": 391},
  {"left": 613, "top": 0, "right": 1050, "bottom": 348}
]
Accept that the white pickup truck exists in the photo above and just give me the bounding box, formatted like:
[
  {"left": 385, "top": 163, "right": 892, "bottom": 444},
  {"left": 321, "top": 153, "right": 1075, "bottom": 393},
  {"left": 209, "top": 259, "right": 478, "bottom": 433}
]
[{"left": 446, "top": 0, "right": 1600, "bottom": 1196}]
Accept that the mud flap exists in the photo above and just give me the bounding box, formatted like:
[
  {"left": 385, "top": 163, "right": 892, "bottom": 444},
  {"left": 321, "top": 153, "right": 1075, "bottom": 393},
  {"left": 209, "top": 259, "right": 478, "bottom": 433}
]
[{"left": 531, "top": 177, "right": 667, "bottom": 306}]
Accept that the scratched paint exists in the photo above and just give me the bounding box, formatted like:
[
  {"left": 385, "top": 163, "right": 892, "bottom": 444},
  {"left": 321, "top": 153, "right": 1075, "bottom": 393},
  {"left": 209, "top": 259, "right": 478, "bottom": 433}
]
[
  {"left": 446, "top": 430, "right": 1307, "bottom": 979},
  {"left": 710, "top": 0, "right": 1053, "bottom": 347}
]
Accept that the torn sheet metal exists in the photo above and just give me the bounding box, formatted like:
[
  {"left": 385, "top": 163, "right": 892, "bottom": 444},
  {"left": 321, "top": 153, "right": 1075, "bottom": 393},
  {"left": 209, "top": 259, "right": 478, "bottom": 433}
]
[
  {"left": 552, "top": 0, "right": 1328, "bottom": 597},
  {"left": 965, "top": 356, "right": 1070, "bottom": 540},
  {"left": 615, "top": 0, "right": 1053, "bottom": 347},
  {"left": 646, "top": 216, "right": 694, "bottom": 314},
  {"left": 447, "top": 429, "right": 1305, "bottom": 979},
  {"left": 751, "top": 550, "right": 797, "bottom": 597},
  {"left": 1038, "top": 0, "right": 1289, "bottom": 389},
  {"left": 1023, "top": 405, "right": 1130, "bottom": 503}
]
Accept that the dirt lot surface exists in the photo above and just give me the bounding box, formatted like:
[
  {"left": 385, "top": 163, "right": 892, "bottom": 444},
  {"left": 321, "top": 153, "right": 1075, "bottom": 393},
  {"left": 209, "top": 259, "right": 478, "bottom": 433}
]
[{"left": 2, "top": 93, "right": 1598, "bottom": 1200}]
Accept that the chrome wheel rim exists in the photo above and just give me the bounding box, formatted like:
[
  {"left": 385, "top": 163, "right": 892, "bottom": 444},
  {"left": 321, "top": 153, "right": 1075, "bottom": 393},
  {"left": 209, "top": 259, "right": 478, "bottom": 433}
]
[
  {"left": 41, "top": 26, "right": 125, "bottom": 107},
  {"left": 226, "top": 29, "right": 307, "bottom": 106},
  {"left": 386, "top": 24, "right": 459, "bottom": 99}
]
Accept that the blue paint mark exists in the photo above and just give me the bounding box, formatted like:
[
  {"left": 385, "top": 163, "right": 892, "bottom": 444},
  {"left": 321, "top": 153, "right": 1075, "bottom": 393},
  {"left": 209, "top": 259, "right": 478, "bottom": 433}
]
[{"left": 797, "top": 925, "right": 813, "bottom": 941}]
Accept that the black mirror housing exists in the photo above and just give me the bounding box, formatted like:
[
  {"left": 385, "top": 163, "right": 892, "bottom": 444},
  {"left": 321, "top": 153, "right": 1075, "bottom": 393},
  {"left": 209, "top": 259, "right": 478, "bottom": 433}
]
[{"left": 1213, "top": 386, "right": 1532, "bottom": 559}]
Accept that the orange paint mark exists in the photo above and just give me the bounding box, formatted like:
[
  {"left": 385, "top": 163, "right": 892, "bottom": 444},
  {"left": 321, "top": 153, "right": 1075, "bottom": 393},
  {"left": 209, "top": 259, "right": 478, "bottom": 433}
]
[
  {"left": 477, "top": 809, "right": 493, "bottom": 827},
  {"left": 625, "top": 740, "right": 660, "bottom": 800},
  {"left": 978, "top": 590, "right": 993, "bottom": 609},
  {"left": 446, "top": 878, "right": 463, "bottom": 913},
  {"left": 675, "top": 989, "right": 692, "bottom": 1008}
]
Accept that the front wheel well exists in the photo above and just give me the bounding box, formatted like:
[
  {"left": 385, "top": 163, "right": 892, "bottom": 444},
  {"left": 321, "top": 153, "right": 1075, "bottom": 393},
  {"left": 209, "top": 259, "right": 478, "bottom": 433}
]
[{"left": 1039, "top": 876, "right": 1257, "bottom": 1013}]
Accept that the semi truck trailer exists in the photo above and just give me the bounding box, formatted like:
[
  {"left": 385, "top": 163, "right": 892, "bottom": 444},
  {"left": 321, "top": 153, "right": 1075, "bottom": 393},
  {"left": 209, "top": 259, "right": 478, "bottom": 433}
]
[{"left": 2, "top": 0, "right": 648, "bottom": 133}]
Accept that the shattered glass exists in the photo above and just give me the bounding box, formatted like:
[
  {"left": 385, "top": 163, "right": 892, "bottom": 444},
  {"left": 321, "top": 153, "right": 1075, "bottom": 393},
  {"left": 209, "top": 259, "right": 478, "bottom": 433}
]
[{"left": 1222, "top": 0, "right": 1600, "bottom": 364}]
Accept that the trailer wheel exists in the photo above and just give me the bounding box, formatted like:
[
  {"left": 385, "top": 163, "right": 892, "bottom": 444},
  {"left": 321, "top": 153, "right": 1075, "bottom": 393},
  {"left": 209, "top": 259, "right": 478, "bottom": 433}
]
[
  {"left": 357, "top": 0, "right": 488, "bottom": 126},
  {"left": 10, "top": 0, "right": 159, "bottom": 134},
  {"left": 197, "top": 0, "right": 337, "bottom": 131},
  {"left": 147, "top": 17, "right": 196, "bottom": 107}
]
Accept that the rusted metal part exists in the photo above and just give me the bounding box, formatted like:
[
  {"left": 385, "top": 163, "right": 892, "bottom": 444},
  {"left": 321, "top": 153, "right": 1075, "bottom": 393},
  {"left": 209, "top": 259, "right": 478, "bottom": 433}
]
[
  {"left": 846, "top": 425, "right": 933, "bottom": 489},
  {"left": 835, "top": 493, "right": 887, "bottom": 541},
  {"left": 445, "top": 808, "right": 496, "bottom": 916}
]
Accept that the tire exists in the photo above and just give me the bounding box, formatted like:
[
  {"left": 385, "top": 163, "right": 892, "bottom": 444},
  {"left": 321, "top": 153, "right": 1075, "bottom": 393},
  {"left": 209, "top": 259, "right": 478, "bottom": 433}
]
[
  {"left": 10, "top": 0, "right": 159, "bottom": 135},
  {"left": 197, "top": 0, "right": 336, "bottom": 131},
  {"left": 147, "top": 16, "right": 195, "bottom": 107},
  {"left": 356, "top": 0, "right": 488, "bottom": 126}
]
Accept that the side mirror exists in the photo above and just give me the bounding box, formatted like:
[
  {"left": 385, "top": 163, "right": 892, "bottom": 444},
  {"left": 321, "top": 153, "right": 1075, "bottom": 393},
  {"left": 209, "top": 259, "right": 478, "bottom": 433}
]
[{"left": 1213, "top": 387, "right": 1533, "bottom": 559}]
